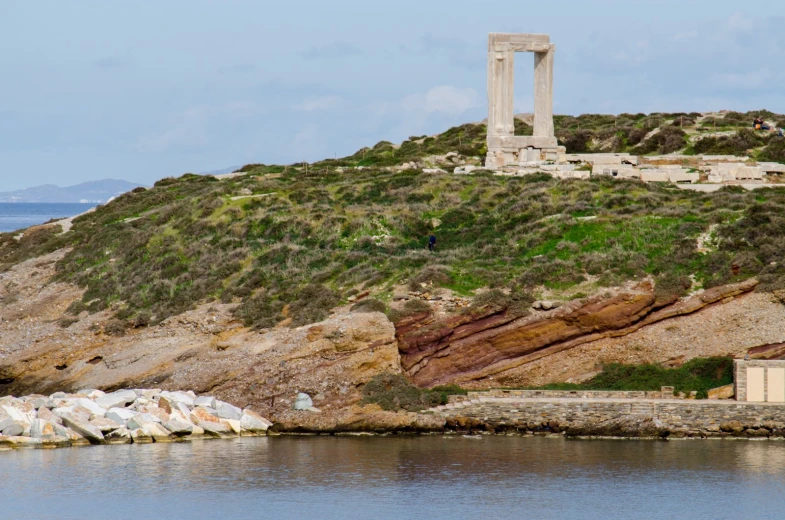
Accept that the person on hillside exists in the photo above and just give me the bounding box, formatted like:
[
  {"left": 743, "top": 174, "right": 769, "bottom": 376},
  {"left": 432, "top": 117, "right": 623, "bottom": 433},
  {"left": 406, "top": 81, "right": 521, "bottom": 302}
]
[
  {"left": 428, "top": 234, "right": 437, "bottom": 252},
  {"left": 754, "top": 117, "right": 763, "bottom": 130},
  {"left": 778, "top": 128, "right": 784, "bottom": 138}
]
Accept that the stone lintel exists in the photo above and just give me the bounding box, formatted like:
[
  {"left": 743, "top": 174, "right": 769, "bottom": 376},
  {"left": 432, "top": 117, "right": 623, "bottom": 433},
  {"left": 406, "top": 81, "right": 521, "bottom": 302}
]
[
  {"left": 487, "top": 135, "right": 559, "bottom": 150},
  {"left": 489, "top": 33, "right": 550, "bottom": 50}
]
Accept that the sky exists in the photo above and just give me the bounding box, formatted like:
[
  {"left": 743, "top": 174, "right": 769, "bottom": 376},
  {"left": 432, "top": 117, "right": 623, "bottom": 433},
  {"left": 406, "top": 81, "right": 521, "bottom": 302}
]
[{"left": 0, "top": 0, "right": 784, "bottom": 190}]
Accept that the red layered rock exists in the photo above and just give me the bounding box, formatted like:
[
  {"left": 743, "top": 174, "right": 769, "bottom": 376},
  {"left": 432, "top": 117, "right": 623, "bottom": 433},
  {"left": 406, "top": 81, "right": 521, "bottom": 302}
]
[{"left": 398, "top": 279, "right": 758, "bottom": 387}]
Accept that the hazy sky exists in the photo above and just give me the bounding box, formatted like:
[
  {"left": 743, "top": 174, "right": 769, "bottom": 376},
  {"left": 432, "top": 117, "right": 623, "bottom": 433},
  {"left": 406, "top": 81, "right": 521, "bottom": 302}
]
[{"left": 1, "top": 0, "right": 783, "bottom": 190}]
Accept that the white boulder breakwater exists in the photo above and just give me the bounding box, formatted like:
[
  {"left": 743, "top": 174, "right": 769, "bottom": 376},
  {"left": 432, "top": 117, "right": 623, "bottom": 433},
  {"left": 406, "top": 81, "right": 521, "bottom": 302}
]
[{"left": 0, "top": 389, "right": 272, "bottom": 450}]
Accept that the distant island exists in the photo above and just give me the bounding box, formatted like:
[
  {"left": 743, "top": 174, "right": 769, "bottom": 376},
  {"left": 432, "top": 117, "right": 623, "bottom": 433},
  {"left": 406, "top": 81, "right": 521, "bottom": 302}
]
[{"left": 0, "top": 179, "right": 144, "bottom": 203}]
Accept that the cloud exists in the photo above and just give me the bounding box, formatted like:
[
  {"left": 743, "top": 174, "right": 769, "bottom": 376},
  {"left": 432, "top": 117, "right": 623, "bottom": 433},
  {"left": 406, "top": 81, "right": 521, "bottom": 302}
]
[
  {"left": 401, "top": 86, "right": 480, "bottom": 115},
  {"left": 302, "top": 41, "right": 363, "bottom": 60},
  {"left": 293, "top": 95, "right": 342, "bottom": 112}
]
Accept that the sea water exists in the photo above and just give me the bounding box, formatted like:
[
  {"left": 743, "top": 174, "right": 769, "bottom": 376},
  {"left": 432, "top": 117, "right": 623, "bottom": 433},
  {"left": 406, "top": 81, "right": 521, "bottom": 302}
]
[
  {"left": 1, "top": 436, "right": 785, "bottom": 519},
  {"left": 0, "top": 203, "right": 95, "bottom": 233}
]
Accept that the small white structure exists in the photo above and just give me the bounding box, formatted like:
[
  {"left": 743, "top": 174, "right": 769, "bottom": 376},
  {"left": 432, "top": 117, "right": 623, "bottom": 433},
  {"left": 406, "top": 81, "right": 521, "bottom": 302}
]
[
  {"left": 710, "top": 163, "right": 763, "bottom": 181},
  {"left": 735, "top": 360, "right": 785, "bottom": 403}
]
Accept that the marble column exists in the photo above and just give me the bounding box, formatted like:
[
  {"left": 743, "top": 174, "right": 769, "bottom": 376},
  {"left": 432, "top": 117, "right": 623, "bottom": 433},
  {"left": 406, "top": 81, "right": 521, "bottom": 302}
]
[
  {"left": 488, "top": 48, "right": 514, "bottom": 137},
  {"left": 533, "top": 47, "right": 555, "bottom": 138}
]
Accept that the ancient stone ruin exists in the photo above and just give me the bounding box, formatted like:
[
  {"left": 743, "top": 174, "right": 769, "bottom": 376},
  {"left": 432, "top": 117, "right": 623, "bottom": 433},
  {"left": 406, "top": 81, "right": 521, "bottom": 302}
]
[{"left": 485, "top": 33, "right": 565, "bottom": 168}]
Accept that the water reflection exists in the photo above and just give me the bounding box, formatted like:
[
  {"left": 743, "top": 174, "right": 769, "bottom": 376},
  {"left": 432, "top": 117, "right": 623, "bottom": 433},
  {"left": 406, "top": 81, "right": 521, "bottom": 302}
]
[{"left": 2, "top": 436, "right": 785, "bottom": 519}]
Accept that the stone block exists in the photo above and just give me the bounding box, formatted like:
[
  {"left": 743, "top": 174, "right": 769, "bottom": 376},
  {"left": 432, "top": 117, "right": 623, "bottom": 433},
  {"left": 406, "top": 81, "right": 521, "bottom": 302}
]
[
  {"left": 240, "top": 410, "right": 272, "bottom": 433},
  {"left": 95, "top": 390, "right": 137, "bottom": 410},
  {"left": 61, "top": 414, "right": 105, "bottom": 444},
  {"left": 129, "top": 428, "right": 153, "bottom": 444},
  {"left": 214, "top": 401, "right": 243, "bottom": 421},
  {"left": 105, "top": 427, "right": 133, "bottom": 444},
  {"left": 144, "top": 423, "right": 176, "bottom": 442},
  {"left": 106, "top": 407, "right": 137, "bottom": 424},
  {"left": 74, "top": 398, "right": 107, "bottom": 418},
  {"left": 163, "top": 420, "right": 194, "bottom": 437},
  {"left": 194, "top": 396, "right": 217, "bottom": 408},
  {"left": 89, "top": 416, "right": 123, "bottom": 434}
]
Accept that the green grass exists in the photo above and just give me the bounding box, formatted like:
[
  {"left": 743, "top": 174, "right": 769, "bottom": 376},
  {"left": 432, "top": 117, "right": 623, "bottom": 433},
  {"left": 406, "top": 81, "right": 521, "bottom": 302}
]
[{"left": 536, "top": 357, "right": 734, "bottom": 399}]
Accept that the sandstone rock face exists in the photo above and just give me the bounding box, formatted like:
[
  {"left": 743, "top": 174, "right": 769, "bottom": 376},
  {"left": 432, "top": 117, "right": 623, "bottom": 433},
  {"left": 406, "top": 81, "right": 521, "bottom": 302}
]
[
  {"left": 0, "top": 253, "right": 398, "bottom": 423},
  {"left": 398, "top": 280, "right": 759, "bottom": 387}
]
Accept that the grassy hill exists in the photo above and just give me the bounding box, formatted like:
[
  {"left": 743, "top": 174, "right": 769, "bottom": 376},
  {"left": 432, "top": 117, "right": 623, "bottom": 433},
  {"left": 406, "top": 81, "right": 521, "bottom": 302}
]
[{"left": 2, "top": 111, "right": 785, "bottom": 332}]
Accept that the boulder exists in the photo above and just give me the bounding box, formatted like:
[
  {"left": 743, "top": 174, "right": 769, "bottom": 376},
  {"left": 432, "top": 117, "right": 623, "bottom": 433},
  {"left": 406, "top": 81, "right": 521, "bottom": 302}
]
[
  {"left": 145, "top": 423, "right": 176, "bottom": 442},
  {"left": 0, "top": 418, "right": 25, "bottom": 437},
  {"left": 37, "top": 407, "right": 63, "bottom": 425},
  {"left": 163, "top": 420, "right": 194, "bottom": 437},
  {"left": 0, "top": 436, "right": 43, "bottom": 449},
  {"left": 61, "top": 414, "right": 105, "bottom": 444},
  {"left": 215, "top": 401, "right": 243, "bottom": 421},
  {"left": 708, "top": 384, "right": 734, "bottom": 400},
  {"left": 224, "top": 419, "right": 242, "bottom": 435},
  {"left": 159, "top": 391, "right": 195, "bottom": 407},
  {"left": 52, "top": 405, "right": 92, "bottom": 422},
  {"left": 199, "top": 420, "right": 233, "bottom": 437},
  {"left": 158, "top": 397, "right": 173, "bottom": 414},
  {"left": 127, "top": 413, "right": 162, "bottom": 431},
  {"left": 130, "top": 428, "right": 153, "bottom": 444},
  {"left": 293, "top": 393, "right": 314, "bottom": 411},
  {"left": 190, "top": 407, "right": 221, "bottom": 425},
  {"left": 53, "top": 423, "right": 90, "bottom": 445},
  {"left": 95, "top": 390, "right": 137, "bottom": 410},
  {"left": 105, "top": 427, "right": 133, "bottom": 444},
  {"left": 27, "top": 396, "right": 50, "bottom": 410},
  {"left": 240, "top": 410, "right": 272, "bottom": 433},
  {"left": 30, "top": 419, "right": 57, "bottom": 440},
  {"left": 82, "top": 389, "right": 106, "bottom": 399},
  {"left": 106, "top": 407, "right": 137, "bottom": 424},
  {"left": 188, "top": 425, "right": 206, "bottom": 438},
  {"left": 74, "top": 398, "right": 107, "bottom": 418},
  {"left": 194, "top": 396, "right": 217, "bottom": 408},
  {"left": 89, "top": 416, "right": 123, "bottom": 434},
  {"left": 41, "top": 436, "right": 72, "bottom": 448},
  {"left": 175, "top": 402, "right": 192, "bottom": 417}
]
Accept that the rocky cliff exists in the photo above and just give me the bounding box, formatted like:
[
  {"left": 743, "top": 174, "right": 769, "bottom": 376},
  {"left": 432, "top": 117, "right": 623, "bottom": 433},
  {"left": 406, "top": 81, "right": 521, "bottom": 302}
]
[{"left": 397, "top": 279, "right": 763, "bottom": 387}]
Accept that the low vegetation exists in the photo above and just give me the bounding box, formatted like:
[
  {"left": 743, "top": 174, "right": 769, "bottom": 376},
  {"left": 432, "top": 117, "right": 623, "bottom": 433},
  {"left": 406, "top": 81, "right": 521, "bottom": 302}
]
[
  {"left": 1, "top": 113, "right": 784, "bottom": 331},
  {"left": 537, "top": 357, "right": 734, "bottom": 399},
  {"left": 361, "top": 373, "right": 467, "bottom": 411}
]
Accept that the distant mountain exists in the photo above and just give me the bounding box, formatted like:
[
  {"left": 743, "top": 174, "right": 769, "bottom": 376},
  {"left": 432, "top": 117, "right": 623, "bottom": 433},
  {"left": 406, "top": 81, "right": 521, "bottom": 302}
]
[{"left": 0, "top": 179, "right": 144, "bottom": 203}]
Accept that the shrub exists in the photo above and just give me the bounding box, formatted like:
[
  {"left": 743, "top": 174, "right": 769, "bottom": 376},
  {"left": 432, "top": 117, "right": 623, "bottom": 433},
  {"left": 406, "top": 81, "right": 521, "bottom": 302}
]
[
  {"left": 539, "top": 357, "right": 733, "bottom": 398},
  {"left": 361, "top": 373, "right": 466, "bottom": 411},
  {"left": 104, "top": 319, "right": 127, "bottom": 337},
  {"left": 387, "top": 299, "right": 432, "bottom": 323},
  {"left": 350, "top": 298, "right": 387, "bottom": 314}
]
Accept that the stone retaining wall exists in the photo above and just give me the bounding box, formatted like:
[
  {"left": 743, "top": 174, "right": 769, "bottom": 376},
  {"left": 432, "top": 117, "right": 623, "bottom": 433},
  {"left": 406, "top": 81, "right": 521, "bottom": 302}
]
[
  {"left": 432, "top": 397, "right": 785, "bottom": 438},
  {"left": 453, "top": 388, "right": 681, "bottom": 402}
]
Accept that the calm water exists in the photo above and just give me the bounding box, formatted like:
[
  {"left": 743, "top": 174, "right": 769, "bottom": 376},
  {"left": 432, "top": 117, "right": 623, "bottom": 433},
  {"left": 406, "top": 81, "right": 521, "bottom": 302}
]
[
  {"left": 0, "top": 203, "right": 95, "bottom": 232},
  {"left": 1, "top": 436, "right": 785, "bottom": 519}
]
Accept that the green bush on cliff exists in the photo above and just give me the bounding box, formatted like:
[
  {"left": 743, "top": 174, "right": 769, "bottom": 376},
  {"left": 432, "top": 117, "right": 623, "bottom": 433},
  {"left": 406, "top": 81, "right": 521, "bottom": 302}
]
[
  {"left": 539, "top": 357, "right": 734, "bottom": 399},
  {"left": 361, "top": 373, "right": 467, "bottom": 411}
]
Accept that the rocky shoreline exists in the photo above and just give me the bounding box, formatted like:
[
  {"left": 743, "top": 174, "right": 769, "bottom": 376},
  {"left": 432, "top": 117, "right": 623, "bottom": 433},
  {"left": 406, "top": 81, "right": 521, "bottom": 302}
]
[{"left": 0, "top": 388, "right": 272, "bottom": 450}]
